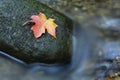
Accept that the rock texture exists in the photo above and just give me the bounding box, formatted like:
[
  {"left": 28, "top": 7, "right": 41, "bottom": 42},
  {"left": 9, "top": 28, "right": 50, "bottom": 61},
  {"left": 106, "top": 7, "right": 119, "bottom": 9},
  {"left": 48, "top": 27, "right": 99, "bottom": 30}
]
[{"left": 0, "top": 0, "right": 73, "bottom": 64}]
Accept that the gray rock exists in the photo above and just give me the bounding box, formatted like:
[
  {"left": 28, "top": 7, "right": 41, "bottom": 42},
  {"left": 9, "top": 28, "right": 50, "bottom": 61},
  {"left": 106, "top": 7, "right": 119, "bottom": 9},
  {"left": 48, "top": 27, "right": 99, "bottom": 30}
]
[{"left": 0, "top": 0, "right": 73, "bottom": 64}]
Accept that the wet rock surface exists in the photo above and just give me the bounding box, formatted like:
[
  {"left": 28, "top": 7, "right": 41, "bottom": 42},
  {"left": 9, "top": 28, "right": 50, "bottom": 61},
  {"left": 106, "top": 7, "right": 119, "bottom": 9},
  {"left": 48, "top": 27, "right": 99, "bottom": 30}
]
[{"left": 0, "top": 0, "right": 72, "bottom": 64}]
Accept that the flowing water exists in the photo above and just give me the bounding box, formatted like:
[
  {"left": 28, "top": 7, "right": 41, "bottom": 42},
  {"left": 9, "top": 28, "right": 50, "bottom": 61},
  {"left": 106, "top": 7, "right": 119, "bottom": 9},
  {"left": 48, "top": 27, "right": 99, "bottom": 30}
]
[
  {"left": 0, "top": 18, "right": 103, "bottom": 80},
  {"left": 0, "top": 0, "right": 120, "bottom": 80},
  {"left": 0, "top": 17, "right": 120, "bottom": 80}
]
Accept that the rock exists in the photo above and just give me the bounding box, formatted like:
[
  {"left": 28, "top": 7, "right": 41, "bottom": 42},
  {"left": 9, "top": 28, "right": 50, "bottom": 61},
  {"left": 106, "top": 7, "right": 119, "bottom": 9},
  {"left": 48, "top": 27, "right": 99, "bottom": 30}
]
[
  {"left": 0, "top": 0, "right": 73, "bottom": 64},
  {"left": 94, "top": 42, "right": 120, "bottom": 79}
]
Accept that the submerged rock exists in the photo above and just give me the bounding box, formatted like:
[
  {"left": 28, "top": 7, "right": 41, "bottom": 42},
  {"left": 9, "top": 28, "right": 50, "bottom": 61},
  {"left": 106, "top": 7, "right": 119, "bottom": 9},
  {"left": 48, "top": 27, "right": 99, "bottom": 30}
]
[
  {"left": 0, "top": 0, "right": 73, "bottom": 64},
  {"left": 94, "top": 41, "right": 120, "bottom": 79}
]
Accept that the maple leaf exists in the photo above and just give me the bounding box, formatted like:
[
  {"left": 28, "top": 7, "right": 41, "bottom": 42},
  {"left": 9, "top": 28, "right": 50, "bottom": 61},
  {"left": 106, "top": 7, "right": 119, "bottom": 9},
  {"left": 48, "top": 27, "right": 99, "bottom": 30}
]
[{"left": 23, "top": 12, "right": 58, "bottom": 39}]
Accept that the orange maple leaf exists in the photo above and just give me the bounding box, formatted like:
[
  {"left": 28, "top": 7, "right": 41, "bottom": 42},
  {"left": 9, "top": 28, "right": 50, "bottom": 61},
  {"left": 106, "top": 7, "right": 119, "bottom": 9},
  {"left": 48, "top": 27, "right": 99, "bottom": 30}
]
[{"left": 23, "top": 12, "right": 58, "bottom": 38}]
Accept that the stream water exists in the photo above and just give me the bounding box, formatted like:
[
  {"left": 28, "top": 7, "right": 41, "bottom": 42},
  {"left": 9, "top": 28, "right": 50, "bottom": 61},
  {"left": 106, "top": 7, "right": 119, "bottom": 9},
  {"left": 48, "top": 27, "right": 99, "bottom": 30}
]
[
  {"left": 0, "top": 15, "right": 120, "bottom": 80},
  {"left": 0, "top": 0, "right": 120, "bottom": 80},
  {"left": 0, "top": 21, "right": 96, "bottom": 80},
  {"left": 0, "top": 18, "right": 105, "bottom": 80}
]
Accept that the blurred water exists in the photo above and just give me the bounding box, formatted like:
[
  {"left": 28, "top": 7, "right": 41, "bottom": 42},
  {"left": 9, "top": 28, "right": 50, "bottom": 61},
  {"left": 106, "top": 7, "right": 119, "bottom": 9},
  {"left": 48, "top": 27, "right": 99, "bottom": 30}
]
[
  {"left": 0, "top": 21, "right": 99, "bottom": 80},
  {"left": 0, "top": 17, "right": 120, "bottom": 80},
  {"left": 0, "top": 0, "right": 120, "bottom": 80}
]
